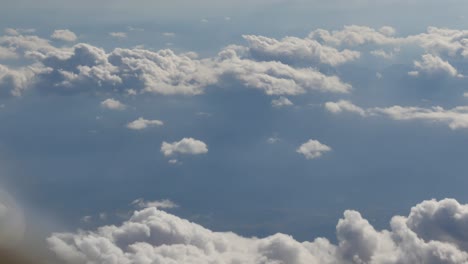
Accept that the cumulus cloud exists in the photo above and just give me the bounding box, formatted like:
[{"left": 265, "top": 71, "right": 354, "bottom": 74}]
[
  {"left": 109, "top": 48, "right": 216, "bottom": 95},
  {"left": 101, "top": 98, "right": 126, "bottom": 110},
  {"left": 0, "top": 34, "right": 65, "bottom": 60},
  {"left": 0, "top": 31, "right": 353, "bottom": 97},
  {"left": 243, "top": 34, "right": 360, "bottom": 66},
  {"left": 296, "top": 139, "right": 331, "bottom": 159},
  {"left": 0, "top": 63, "right": 51, "bottom": 96},
  {"left": 409, "top": 54, "right": 462, "bottom": 77},
  {"left": 217, "top": 46, "right": 352, "bottom": 95},
  {"left": 47, "top": 198, "right": 468, "bottom": 264},
  {"left": 271, "top": 96, "right": 293, "bottom": 108},
  {"left": 161, "top": 138, "right": 208, "bottom": 156},
  {"left": 5, "top": 25, "right": 468, "bottom": 98},
  {"left": 132, "top": 198, "right": 179, "bottom": 209},
  {"left": 127, "top": 117, "right": 163, "bottom": 130},
  {"left": 325, "top": 100, "right": 468, "bottom": 130},
  {"left": 308, "top": 25, "right": 468, "bottom": 59},
  {"left": 51, "top": 29, "right": 78, "bottom": 42}
]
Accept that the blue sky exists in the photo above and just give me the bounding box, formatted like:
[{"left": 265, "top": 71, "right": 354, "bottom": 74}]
[{"left": 3, "top": 1, "right": 468, "bottom": 263}]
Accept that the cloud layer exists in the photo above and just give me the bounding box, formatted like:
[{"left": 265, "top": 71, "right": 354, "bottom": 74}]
[
  {"left": 47, "top": 198, "right": 468, "bottom": 264},
  {"left": 0, "top": 30, "right": 353, "bottom": 97}
]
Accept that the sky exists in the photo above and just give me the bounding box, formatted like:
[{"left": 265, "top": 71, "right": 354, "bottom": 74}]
[{"left": 3, "top": 1, "right": 468, "bottom": 263}]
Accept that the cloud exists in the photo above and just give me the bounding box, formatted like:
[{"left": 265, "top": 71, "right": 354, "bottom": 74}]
[
  {"left": 47, "top": 198, "right": 468, "bottom": 264},
  {"left": 100, "top": 98, "right": 126, "bottom": 110},
  {"left": 0, "top": 46, "right": 18, "bottom": 59},
  {"left": 0, "top": 31, "right": 352, "bottom": 97},
  {"left": 324, "top": 100, "right": 366, "bottom": 116},
  {"left": 267, "top": 136, "right": 280, "bottom": 144},
  {"left": 0, "top": 34, "right": 64, "bottom": 59},
  {"left": 51, "top": 29, "right": 78, "bottom": 42},
  {"left": 80, "top": 215, "right": 92, "bottom": 223},
  {"left": 6, "top": 25, "right": 468, "bottom": 98},
  {"left": 0, "top": 63, "right": 51, "bottom": 96},
  {"left": 325, "top": 100, "right": 468, "bottom": 130},
  {"left": 132, "top": 198, "right": 179, "bottom": 209},
  {"left": 109, "top": 32, "right": 128, "bottom": 39},
  {"left": 296, "top": 139, "right": 331, "bottom": 159},
  {"left": 243, "top": 34, "right": 360, "bottom": 66},
  {"left": 127, "top": 117, "right": 164, "bottom": 130},
  {"left": 409, "top": 54, "right": 462, "bottom": 78},
  {"left": 217, "top": 46, "right": 352, "bottom": 95},
  {"left": 372, "top": 105, "right": 468, "bottom": 129},
  {"left": 109, "top": 48, "right": 216, "bottom": 95},
  {"left": 161, "top": 138, "right": 208, "bottom": 157},
  {"left": 308, "top": 25, "right": 468, "bottom": 59},
  {"left": 271, "top": 96, "right": 293, "bottom": 108},
  {"left": 370, "top": 49, "right": 396, "bottom": 59},
  {"left": 4, "top": 28, "right": 35, "bottom": 36}
]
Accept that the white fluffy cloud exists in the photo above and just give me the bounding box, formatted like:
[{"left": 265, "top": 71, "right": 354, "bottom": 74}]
[
  {"left": 161, "top": 138, "right": 208, "bottom": 156},
  {"left": 217, "top": 46, "right": 352, "bottom": 95},
  {"left": 51, "top": 29, "right": 78, "bottom": 42},
  {"left": 101, "top": 98, "right": 126, "bottom": 110},
  {"left": 5, "top": 25, "right": 468, "bottom": 98},
  {"left": 47, "top": 198, "right": 468, "bottom": 264},
  {"left": 308, "top": 25, "right": 468, "bottom": 60},
  {"left": 271, "top": 96, "right": 293, "bottom": 108},
  {"left": 109, "top": 48, "right": 217, "bottom": 95},
  {"left": 0, "top": 63, "right": 51, "bottom": 96},
  {"left": 0, "top": 29, "right": 353, "bottom": 97},
  {"left": 243, "top": 34, "right": 360, "bottom": 66},
  {"left": 296, "top": 139, "right": 331, "bottom": 159},
  {"left": 127, "top": 118, "right": 164, "bottom": 130},
  {"left": 409, "top": 54, "right": 462, "bottom": 77}
]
